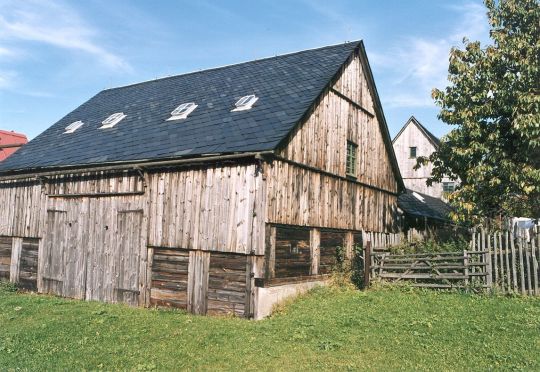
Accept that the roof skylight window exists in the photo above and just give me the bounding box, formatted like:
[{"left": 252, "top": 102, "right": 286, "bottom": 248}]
[
  {"left": 100, "top": 112, "right": 126, "bottom": 129},
  {"left": 167, "top": 102, "right": 198, "bottom": 120},
  {"left": 232, "top": 94, "right": 258, "bottom": 112},
  {"left": 64, "top": 121, "right": 84, "bottom": 134},
  {"left": 412, "top": 192, "right": 425, "bottom": 203}
]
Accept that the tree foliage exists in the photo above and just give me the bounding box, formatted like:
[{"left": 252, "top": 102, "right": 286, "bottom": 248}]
[{"left": 419, "top": 0, "right": 540, "bottom": 223}]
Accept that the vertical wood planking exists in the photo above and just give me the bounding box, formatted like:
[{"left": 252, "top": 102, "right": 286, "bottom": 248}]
[
  {"left": 188, "top": 250, "right": 210, "bottom": 315},
  {"left": 264, "top": 226, "right": 276, "bottom": 279},
  {"left": 9, "top": 237, "right": 22, "bottom": 283},
  {"left": 147, "top": 164, "right": 265, "bottom": 255},
  {"left": 266, "top": 160, "right": 398, "bottom": 233},
  {"left": 310, "top": 228, "right": 320, "bottom": 275}
]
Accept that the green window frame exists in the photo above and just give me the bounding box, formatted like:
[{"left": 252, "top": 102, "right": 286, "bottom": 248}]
[
  {"left": 409, "top": 146, "right": 417, "bottom": 158},
  {"left": 346, "top": 141, "right": 358, "bottom": 178},
  {"left": 443, "top": 182, "right": 455, "bottom": 193}
]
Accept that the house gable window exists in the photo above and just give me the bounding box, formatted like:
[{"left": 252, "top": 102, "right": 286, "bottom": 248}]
[
  {"left": 443, "top": 182, "right": 455, "bottom": 193},
  {"left": 409, "top": 146, "right": 417, "bottom": 158},
  {"left": 346, "top": 141, "right": 358, "bottom": 178}
]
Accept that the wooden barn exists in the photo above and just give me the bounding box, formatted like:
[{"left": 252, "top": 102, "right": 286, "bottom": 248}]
[{"left": 0, "top": 41, "right": 404, "bottom": 318}]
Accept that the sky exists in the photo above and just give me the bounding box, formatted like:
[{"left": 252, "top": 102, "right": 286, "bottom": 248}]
[{"left": 0, "top": 0, "right": 491, "bottom": 140}]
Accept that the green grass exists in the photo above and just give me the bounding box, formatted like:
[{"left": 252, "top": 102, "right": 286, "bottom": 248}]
[{"left": 1, "top": 285, "right": 539, "bottom": 371}]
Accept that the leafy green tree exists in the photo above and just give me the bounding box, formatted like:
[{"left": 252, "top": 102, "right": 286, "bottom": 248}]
[{"left": 419, "top": 0, "right": 540, "bottom": 223}]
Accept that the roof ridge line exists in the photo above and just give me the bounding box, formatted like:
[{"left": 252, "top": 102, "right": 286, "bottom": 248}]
[{"left": 102, "top": 40, "right": 362, "bottom": 92}]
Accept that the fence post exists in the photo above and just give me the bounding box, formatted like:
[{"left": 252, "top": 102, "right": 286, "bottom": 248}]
[
  {"left": 483, "top": 229, "right": 493, "bottom": 291},
  {"left": 463, "top": 249, "right": 469, "bottom": 289},
  {"left": 518, "top": 233, "right": 526, "bottom": 294},
  {"left": 364, "top": 240, "right": 371, "bottom": 289}
]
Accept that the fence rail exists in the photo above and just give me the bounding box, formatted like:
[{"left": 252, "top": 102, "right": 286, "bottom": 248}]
[
  {"left": 371, "top": 250, "right": 488, "bottom": 289},
  {"left": 368, "top": 226, "right": 540, "bottom": 296}
]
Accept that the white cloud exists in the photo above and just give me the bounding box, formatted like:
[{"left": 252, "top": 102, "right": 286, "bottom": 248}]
[
  {"left": 449, "top": 2, "right": 490, "bottom": 42},
  {"left": 385, "top": 94, "right": 434, "bottom": 109},
  {"left": 0, "top": 0, "right": 131, "bottom": 72},
  {"left": 376, "top": 2, "right": 490, "bottom": 109},
  {"left": 0, "top": 69, "right": 16, "bottom": 89},
  {"left": 0, "top": 46, "right": 19, "bottom": 59}
]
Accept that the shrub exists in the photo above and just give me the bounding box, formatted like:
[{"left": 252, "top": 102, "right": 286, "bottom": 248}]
[
  {"left": 389, "top": 237, "right": 469, "bottom": 254},
  {"left": 0, "top": 280, "right": 18, "bottom": 293},
  {"left": 332, "top": 245, "right": 365, "bottom": 289}
]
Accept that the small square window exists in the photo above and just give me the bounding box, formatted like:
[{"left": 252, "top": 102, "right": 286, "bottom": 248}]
[
  {"left": 346, "top": 141, "right": 358, "bottom": 178},
  {"left": 443, "top": 182, "right": 455, "bottom": 193},
  {"left": 409, "top": 147, "right": 417, "bottom": 158}
]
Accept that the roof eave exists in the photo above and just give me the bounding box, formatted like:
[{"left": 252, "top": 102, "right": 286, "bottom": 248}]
[{"left": 0, "top": 150, "right": 275, "bottom": 181}]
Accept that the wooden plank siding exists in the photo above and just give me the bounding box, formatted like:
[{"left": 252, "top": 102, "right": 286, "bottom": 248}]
[
  {"left": 274, "top": 226, "right": 311, "bottom": 278},
  {"left": 147, "top": 164, "right": 266, "bottom": 255},
  {"left": 46, "top": 170, "right": 144, "bottom": 196},
  {"left": 207, "top": 253, "right": 249, "bottom": 317},
  {"left": 0, "top": 236, "right": 11, "bottom": 280},
  {"left": 39, "top": 196, "right": 146, "bottom": 305},
  {"left": 266, "top": 160, "right": 398, "bottom": 232},
  {"left": 319, "top": 230, "right": 346, "bottom": 274},
  {"left": 150, "top": 248, "right": 190, "bottom": 309},
  {"left": 18, "top": 238, "right": 39, "bottom": 290},
  {"left": 0, "top": 179, "right": 44, "bottom": 238}
]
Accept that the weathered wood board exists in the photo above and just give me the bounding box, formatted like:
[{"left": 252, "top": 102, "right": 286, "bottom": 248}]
[
  {"left": 150, "top": 248, "right": 190, "bottom": 309},
  {"left": 0, "top": 179, "right": 44, "bottom": 238},
  {"left": 18, "top": 238, "right": 39, "bottom": 290},
  {"left": 266, "top": 160, "right": 399, "bottom": 233},
  {"left": 0, "top": 236, "right": 11, "bottom": 280},
  {"left": 39, "top": 196, "right": 145, "bottom": 305},
  {"left": 274, "top": 226, "right": 311, "bottom": 278},
  {"left": 319, "top": 230, "right": 344, "bottom": 274},
  {"left": 207, "top": 252, "right": 248, "bottom": 316},
  {"left": 47, "top": 170, "right": 144, "bottom": 196},
  {"left": 147, "top": 164, "right": 266, "bottom": 255}
]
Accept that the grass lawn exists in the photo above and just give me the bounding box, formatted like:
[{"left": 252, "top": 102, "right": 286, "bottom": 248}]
[{"left": 0, "top": 284, "right": 539, "bottom": 371}]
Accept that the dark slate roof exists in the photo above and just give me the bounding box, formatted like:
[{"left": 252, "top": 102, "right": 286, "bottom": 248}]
[
  {"left": 398, "top": 189, "right": 452, "bottom": 222},
  {"left": 0, "top": 42, "right": 362, "bottom": 173},
  {"left": 393, "top": 116, "right": 440, "bottom": 147}
]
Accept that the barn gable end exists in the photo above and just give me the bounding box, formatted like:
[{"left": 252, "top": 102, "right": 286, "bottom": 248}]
[{"left": 278, "top": 47, "right": 402, "bottom": 193}]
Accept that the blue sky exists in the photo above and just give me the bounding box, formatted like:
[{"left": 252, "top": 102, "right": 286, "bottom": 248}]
[{"left": 0, "top": 0, "right": 490, "bottom": 140}]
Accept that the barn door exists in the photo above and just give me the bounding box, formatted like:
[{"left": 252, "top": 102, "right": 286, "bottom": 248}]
[
  {"left": 113, "top": 210, "right": 143, "bottom": 306},
  {"left": 62, "top": 201, "right": 88, "bottom": 299},
  {"left": 40, "top": 209, "right": 68, "bottom": 295}
]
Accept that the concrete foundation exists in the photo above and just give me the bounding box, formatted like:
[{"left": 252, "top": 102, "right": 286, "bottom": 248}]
[{"left": 253, "top": 279, "right": 329, "bottom": 320}]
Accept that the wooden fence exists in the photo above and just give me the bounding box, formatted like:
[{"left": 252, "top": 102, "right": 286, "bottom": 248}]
[
  {"left": 370, "top": 251, "right": 488, "bottom": 289},
  {"left": 471, "top": 227, "right": 539, "bottom": 295},
  {"left": 367, "top": 226, "right": 540, "bottom": 295}
]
